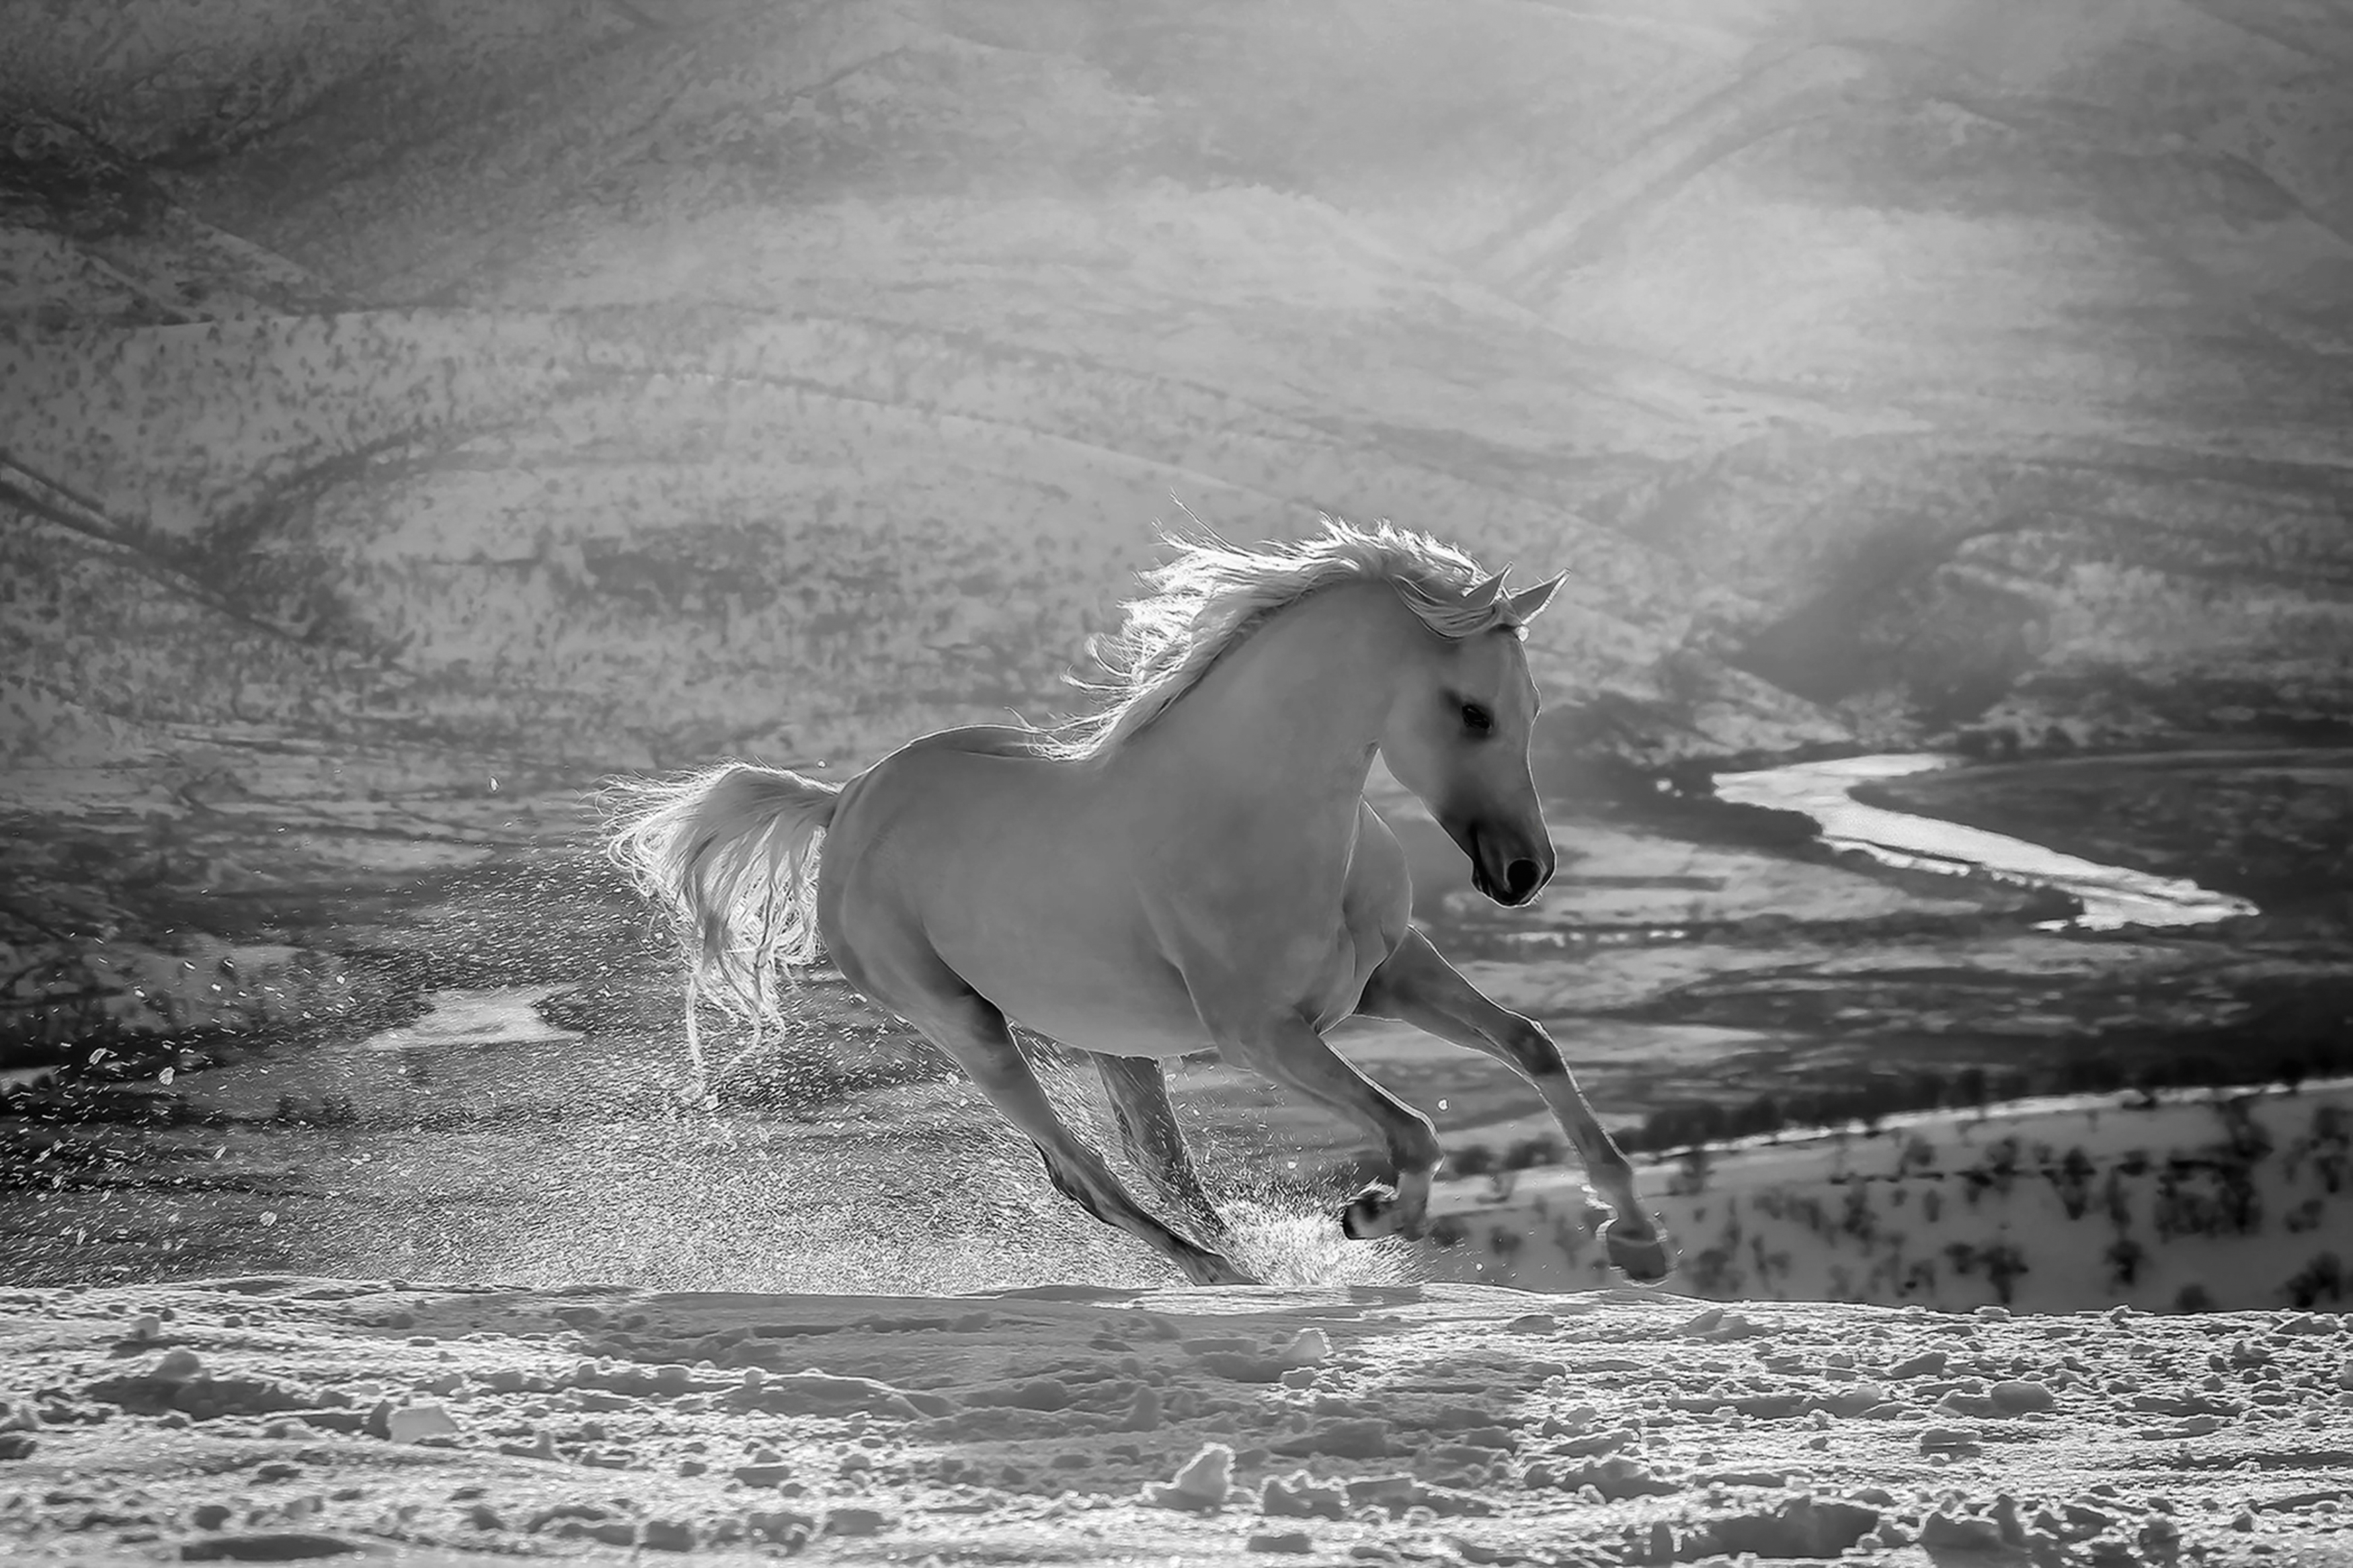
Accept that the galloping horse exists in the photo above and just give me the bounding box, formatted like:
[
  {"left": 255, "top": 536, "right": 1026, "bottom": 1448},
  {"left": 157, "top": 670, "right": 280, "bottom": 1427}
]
[{"left": 609, "top": 520, "right": 1674, "bottom": 1287}]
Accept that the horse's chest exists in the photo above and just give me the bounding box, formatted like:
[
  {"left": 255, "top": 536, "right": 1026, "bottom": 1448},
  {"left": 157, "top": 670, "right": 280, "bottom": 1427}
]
[{"left": 1181, "top": 852, "right": 1402, "bottom": 1030}]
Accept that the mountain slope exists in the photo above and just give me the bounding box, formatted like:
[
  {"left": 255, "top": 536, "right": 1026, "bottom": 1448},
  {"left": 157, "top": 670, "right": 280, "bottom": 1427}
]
[{"left": 3, "top": 0, "right": 2351, "bottom": 1022}]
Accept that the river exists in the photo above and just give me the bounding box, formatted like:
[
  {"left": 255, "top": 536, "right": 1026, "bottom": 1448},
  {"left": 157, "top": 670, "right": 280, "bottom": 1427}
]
[{"left": 1711, "top": 752, "right": 2260, "bottom": 930}]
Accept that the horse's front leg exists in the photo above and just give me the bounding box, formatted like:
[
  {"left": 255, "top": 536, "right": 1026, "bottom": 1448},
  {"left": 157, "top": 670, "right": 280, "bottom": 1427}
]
[
  {"left": 1357, "top": 927, "right": 1676, "bottom": 1284},
  {"left": 1214, "top": 1014, "right": 1444, "bottom": 1241}
]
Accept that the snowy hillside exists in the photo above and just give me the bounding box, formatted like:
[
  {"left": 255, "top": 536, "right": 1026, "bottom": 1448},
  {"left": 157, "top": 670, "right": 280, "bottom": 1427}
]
[
  {"left": 2, "top": 1273, "right": 2350, "bottom": 1565},
  {"left": 1437, "top": 1083, "right": 2353, "bottom": 1316},
  {"left": 7, "top": 0, "right": 2352, "bottom": 792}
]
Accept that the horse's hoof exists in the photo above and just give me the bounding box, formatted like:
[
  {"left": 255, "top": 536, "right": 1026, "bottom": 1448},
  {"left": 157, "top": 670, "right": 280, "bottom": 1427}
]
[
  {"left": 1601, "top": 1218, "right": 1676, "bottom": 1285},
  {"left": 1341, "top": 1182, "right": 1422, "bottom": 1240}
]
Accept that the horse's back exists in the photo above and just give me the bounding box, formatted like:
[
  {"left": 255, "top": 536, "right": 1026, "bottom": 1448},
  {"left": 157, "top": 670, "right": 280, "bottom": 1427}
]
[
  {"left": 830, "top": 725, "right": 1083, "bottom": 878},
  {"left": 888, "top": 723, "right": 1057, "bottom": 761}
]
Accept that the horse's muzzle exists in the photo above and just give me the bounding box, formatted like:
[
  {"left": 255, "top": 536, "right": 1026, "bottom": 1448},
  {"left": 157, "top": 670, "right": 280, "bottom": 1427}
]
[{"left": 1457, "top": 823, "right": 1554, "bottom": 908}]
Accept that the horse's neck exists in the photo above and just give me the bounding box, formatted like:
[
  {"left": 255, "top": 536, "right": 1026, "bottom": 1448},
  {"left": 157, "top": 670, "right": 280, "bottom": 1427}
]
[{"left": 1140, "top": 582, "right": 1407, "bottom": 817}]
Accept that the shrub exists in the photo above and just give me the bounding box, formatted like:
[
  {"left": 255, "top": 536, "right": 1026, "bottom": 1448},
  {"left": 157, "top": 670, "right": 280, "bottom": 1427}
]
[
  {"left": 1983, "top": 1243, "right": 2028, "bottom": 1306},
  {"left": 2282, "top": 1250, "right": 2346, "bottom": 1309},
  {"left": 1503, "top": 1135, "right": 1563, "bottom": 1171},
  {"left": 1449, "top": 1143, "right": 1497, "bottom": 1180}
]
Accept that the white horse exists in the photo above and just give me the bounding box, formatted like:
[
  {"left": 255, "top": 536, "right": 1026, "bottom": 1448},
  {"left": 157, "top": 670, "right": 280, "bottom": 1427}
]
[{"left": 609, "top": 520, "right": 1674, "bottom": 1287}]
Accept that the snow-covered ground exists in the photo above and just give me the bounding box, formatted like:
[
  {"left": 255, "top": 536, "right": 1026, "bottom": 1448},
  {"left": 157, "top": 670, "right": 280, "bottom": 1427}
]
[
  {"left": 1, "top": 1275, "right": 2348, "bottom": 1565},
  {"left": 1435, "top": 1083, "right": 2353, "bottom": 1316}
]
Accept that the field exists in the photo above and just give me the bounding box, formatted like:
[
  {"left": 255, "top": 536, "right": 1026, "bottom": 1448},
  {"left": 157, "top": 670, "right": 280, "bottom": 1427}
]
[
  {"left": 1435, "top": 1082, "right": 2353, "bottom": 1315},
  {"left": 9, "top": 4, "right": 2353, "bottom": 1561},
  {"left": 2, "top": 1274, "right": 2350, "bottom": 1567}
]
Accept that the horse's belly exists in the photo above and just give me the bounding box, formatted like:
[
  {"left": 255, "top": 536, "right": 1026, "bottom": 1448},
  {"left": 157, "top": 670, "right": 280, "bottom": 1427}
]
[
  {"left": 982, "top": 927, "right": 1375, "bottom": 1058},
  {"left": 1008, "top": 997, "right": 1213, "bottom": 1058},
  {"left": 959, "top": 936, "right": 1214, "bottom": 1059}
]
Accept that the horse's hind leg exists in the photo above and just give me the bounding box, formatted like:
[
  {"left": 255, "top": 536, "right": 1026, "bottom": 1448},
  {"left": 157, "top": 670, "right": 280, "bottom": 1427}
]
[
  {"left": 891, "top": 989, "right": 1257, "bottom": 1287},
  {"left": 1092, "top": 1055, "right": 1230, "bottom": 1241},
  {"left": 1357, "top": 927, "right": 1675, "bottom": 1284}
]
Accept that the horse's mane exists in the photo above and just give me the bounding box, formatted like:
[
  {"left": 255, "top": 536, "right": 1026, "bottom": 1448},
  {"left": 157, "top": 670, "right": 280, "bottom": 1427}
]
[{"left": 1039, "top": 517, "right": 1529, "bottom": 760}]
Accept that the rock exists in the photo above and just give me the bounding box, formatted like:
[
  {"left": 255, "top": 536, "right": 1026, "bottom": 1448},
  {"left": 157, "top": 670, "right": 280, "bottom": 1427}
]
[
  {"left": 2137, "top": 1514, "right": 2182, "bottom": 1555},
  {"left": 732, "top": 1462, "right": 793, "bottom": 1487},
  {"left": 822, "top": 1505, "right": 892, "bottom": 1537},
  {"left": 1920, "top": 1510, "right": 2010, "bottom": 1553},
  {"left": 1345, "top": 1475, "right": 1422, "bottom": 1514},
  {"left": 384, "top": 1403, "right": 460, "bottom": 1444},
  {"left": 744, "top": 1508, "right": 815, "bottom": 1546},
  {"left": 1708, "top": 1495, "right": 1882, "bottom": 1559},
  {"left": 1271, "top": 1417, "right": 1390, "bottom": 1459},
  {"left": 1261, "top": 1471, "right": 1348, "bottom": 1520},
  {"left": 1191, "top": 1352, "right": 1290, "bottom": 1383},
  {"left": 1142, "top": 1442, "right": 1234, "bottom": 1512},
  {"left": 1919, "top": 1424, "right": 1981, "bottom": 1454},
  {"left": 182, "top": 1534, "right": 369, "bottom": 1561},
  {"left": 731, "top": 1369, "right": 928, "bottom": 1417},
  {"left": 153, "top": 1348, "right": 204, "bottom": 1382},
  {"left": 1400, "top": 1483, "right": 1494, "bottom": 1519},
  {"left": 1991, "top": 1378, "right": 2057, "bottom": 1413},
  {"left": 1554, "top": 1455, "right": 1678, "bottom": 1501},
  {"left": 639, "top": 1518, "right": 696, "bottom": 1551},
  {"left": 968, "top": 1376, "right": 1075, "bottom": 1409},
  {"left": 1248, "top": 1530, "right": 1315, "bottom": 1553},
  {"left": 83, "top": 1368, "right": 313, "bottom": 1422},
  {"left": 1122, "top": 1384, "right": 1162, "bottom": 1432},
  {"left": 0, "top": 1434, "right": 36, "bottom": 1461}
]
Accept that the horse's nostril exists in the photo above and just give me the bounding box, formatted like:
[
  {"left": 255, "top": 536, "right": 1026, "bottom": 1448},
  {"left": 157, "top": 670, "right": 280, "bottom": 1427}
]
[{"left": 1505, "top": 858, "right": 1542, "bottom": 901}]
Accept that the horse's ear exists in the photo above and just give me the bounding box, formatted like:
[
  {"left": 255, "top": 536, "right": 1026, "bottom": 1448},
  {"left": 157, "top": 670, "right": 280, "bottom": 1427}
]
[
  {"left": 1507, "top": 571, "right": 1567, "bottom": 621},
  {"left": 1464, "top": 569, "right": 1509, "bottom": 608}
]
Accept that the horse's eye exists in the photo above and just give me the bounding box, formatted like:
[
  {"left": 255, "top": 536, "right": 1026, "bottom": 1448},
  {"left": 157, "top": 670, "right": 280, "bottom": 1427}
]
[{"left": 1461, "top": 702, "right": 1494, "bottom": 735}]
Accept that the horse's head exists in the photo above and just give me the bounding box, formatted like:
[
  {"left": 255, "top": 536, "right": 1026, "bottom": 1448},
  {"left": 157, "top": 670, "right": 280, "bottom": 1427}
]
[{"left": 1380, "top": 572, "right": 1564, "bottom": 907}]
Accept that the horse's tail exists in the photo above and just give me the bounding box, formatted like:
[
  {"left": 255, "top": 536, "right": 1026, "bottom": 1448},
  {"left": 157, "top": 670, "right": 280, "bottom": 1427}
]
[{"left": 604, "top": 762, "right": 843, "bottom": 1030}]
